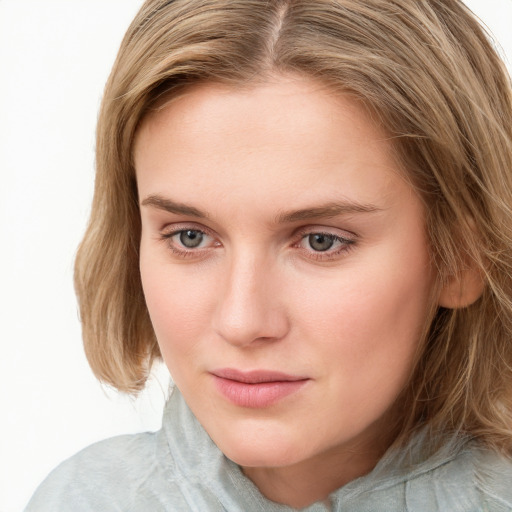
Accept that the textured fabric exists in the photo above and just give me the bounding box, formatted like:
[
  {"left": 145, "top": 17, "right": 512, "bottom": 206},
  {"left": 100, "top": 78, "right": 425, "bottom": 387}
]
[{"left": 26, "top": 387, "right": 512, "bottom": 511}]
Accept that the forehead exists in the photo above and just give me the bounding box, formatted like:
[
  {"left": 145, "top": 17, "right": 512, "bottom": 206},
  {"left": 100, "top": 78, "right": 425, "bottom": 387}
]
[
  {"left": 137, "top": 76, "right": 388, "bottom": 151},
  {"left": 134, "top": 74, "right": 411, "bottom": 215}
]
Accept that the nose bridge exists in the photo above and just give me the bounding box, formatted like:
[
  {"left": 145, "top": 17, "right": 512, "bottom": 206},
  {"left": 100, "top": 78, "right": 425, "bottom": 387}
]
[{"left": 213, "top": 246, "right": 288, "bottom": 346}]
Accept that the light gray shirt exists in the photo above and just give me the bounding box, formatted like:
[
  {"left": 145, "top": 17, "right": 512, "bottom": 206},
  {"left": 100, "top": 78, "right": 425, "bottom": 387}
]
[{"left": 26, "top": 387, "right": 512, "bottom": 511}]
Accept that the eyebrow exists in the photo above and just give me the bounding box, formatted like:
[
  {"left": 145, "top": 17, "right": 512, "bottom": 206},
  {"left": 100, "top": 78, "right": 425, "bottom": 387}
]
[
  {"left": 276, "top": 201, "right": 382, "bottom": 223},
  {"left": 141, "top": 195, "right": 209, "bottom": 218},
  {"left": 140, "top": 194, "right": 381, "bottom": 223}
]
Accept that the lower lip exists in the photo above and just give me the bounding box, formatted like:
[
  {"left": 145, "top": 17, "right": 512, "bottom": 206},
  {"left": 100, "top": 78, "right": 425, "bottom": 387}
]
[{"left": 212, "top": 376, "right": 308, "bottom": 408}]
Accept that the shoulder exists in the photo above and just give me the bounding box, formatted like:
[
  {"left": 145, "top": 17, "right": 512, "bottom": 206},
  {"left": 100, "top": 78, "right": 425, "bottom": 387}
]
[
  {"left": 472, "top": 445, "right": 512, "bottom": 511},
  {"left": 406, "top": 443, "right": 512, "bottom": 512},
  {"left": 24, "top": 431, "right": 190, "bottom": 512}
]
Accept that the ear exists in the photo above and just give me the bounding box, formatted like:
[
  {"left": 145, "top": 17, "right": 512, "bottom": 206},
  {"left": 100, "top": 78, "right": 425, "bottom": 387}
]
[{"left": 438, "top": 266, "right": 484, "bottom": 309}]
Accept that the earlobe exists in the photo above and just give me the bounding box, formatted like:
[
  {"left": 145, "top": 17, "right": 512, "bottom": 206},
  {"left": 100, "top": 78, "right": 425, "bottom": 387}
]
[{"left": 438, "top": 267, "right": 485, "bottom": 309}]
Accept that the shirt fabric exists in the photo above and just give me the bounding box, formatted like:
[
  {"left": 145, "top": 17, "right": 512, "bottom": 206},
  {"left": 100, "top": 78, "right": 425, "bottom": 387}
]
[{"left": 26, "top": 386, "right": 512, "bottom": 511}]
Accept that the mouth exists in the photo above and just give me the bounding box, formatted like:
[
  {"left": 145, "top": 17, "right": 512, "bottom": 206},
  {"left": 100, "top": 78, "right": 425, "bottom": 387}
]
[{"left": 210, "top": 368, "right": 310, "bottom": 408}]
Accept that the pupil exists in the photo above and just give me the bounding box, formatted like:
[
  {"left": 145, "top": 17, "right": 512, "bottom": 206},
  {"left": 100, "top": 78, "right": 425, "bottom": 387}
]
[
  {"left": 309, "top": 234, "right": 334, "bottom": 252},
  {"left": 180, "top": 230, "right": 203, "bottom": 248}
]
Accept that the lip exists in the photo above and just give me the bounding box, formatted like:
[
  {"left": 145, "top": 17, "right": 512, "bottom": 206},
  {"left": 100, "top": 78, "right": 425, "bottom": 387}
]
[{"left": 211, "top": 368, "right": 309, "bottom": 408}]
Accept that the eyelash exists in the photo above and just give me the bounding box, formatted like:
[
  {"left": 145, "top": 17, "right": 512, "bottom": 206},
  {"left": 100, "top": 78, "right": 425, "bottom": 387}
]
[
  {"left": 160, "top": 225, "right": 219, "bottom": 259},
  {"left": 293, "top": 230, "right": 355, "bottom": 261},
  {"left": 159, "top": 225, "right": 356, "bottom": 261}
]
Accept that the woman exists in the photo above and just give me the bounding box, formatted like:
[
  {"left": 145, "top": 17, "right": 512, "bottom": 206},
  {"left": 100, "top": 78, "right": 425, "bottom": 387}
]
[{"left": 27, "top": 0, "right": 512, "bottom": 510}]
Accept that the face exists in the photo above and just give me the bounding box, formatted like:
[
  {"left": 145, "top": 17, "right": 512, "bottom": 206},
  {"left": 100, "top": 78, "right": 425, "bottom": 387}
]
[{"left": 135, "top": 75, "right": 434, "bottom": 473}]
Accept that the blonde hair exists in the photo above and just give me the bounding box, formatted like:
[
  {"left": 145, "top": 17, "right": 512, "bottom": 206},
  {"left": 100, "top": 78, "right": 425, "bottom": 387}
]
[{"left": 75, "top": 0, "right": 512, "bottom": 453}]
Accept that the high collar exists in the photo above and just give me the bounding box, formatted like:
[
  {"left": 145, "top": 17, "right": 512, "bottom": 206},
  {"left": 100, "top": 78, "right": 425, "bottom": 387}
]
[{"left": 159, "top": 386, "right": 469, "bottom": 511}]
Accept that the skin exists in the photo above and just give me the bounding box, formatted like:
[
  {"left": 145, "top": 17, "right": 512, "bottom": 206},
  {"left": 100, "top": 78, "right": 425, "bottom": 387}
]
[{"left": 135, "top": 74, "right": 437, "bottom": 508}]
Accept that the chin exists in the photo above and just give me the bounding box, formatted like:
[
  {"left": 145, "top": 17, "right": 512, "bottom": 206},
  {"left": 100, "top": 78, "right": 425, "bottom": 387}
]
[
  {"left": 211, "top": 424, "right": 308, "bottom": 468},
  {"left": 223, "top": 444, "right": 305, "bottom": 468}
]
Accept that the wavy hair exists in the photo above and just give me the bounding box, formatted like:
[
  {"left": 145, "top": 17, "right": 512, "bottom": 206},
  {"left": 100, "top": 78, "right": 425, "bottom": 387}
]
[{"left": 75, "top": 0, "right": 512, "bottom": 453}]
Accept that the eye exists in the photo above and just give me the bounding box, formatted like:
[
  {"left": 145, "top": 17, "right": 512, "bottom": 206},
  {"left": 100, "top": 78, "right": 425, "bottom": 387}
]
[
  {"left": 307, "top": 233, "right": 337, "bottom": 252},
  {"left": 178, "top": 229, "right": 206, "bottom": 248},
  {"left": 160, "top": 225, "right": 220, "bottom": 258},
  {"left": 295, "top": 229, "right": 355, "bottom": 260}
]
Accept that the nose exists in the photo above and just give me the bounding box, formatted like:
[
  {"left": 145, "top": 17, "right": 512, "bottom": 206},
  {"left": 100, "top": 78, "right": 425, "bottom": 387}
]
[{"left": 212, "top": 251, "right": 290, "bottom": 347}]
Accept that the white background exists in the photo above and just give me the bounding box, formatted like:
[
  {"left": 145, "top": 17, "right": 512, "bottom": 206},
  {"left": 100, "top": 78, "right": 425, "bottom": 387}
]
[{"left": 1, "top": 1, "right": 511, "bottom": 511}]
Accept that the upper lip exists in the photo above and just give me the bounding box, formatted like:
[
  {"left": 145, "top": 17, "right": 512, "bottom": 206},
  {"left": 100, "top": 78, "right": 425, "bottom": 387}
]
[{"left": 211, "top": 368, "right": 308, "bottom": 384}]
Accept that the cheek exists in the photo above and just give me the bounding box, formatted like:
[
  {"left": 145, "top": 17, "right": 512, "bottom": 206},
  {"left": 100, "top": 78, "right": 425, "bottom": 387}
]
[
  {"left": 139, "top": 251, "right": 214, "bottom": 359},
  {"left": 292, "top": 248, "right": 433, "bottom": 378}
]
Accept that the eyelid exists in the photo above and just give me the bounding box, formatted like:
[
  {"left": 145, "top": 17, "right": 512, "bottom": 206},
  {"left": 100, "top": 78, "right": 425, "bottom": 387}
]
[
  {"left": 294, "top": 224, "right": 357, "bottom": 241},
  {"left": 160, "top": 221, "right": 216, "bottom": 238}
]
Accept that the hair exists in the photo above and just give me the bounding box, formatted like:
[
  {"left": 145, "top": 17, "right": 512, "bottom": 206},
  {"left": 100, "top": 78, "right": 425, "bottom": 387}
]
[{"left": 75, "top": 0, "right": 512, "bottom": 454}]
